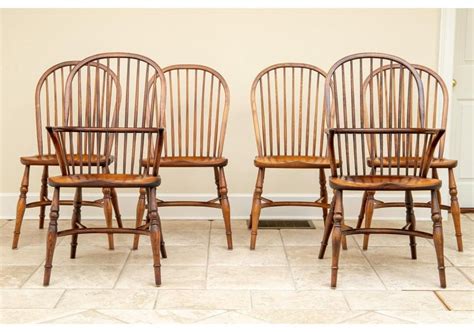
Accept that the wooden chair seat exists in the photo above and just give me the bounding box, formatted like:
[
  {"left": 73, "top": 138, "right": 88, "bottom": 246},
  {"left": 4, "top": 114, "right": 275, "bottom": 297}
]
[
  {"left": 367, "top": 157, "right": 457, "bottom": 169},
  {"left": 254, "top": 156, "right": 335, "bottom": 168},
  {"left": 21, "top": 154, "right": 112, "bottom": 166},
  {"left": 48, "top": 174, "right": 161, "bottom": 188},
  {"left": 329, "top": 175, "right": 441, "bottom": 191},
  {"left": 142, "top": 156, "right": 228, "bottom": 168}
]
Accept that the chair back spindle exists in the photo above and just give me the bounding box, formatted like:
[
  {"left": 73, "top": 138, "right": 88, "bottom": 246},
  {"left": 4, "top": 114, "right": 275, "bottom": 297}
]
[{"left": 251, "top": 63, "right": 328, "bottom": 157}]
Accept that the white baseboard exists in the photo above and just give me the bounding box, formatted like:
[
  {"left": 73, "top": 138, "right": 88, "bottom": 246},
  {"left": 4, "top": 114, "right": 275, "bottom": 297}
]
[{"left": 0, "top": 191, "right": 434, "bottom": 221}]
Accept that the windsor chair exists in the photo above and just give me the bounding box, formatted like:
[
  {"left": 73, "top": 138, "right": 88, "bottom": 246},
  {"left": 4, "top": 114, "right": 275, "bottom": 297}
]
[
  {"left": 134, "top": 64, "right": 233, "bottom": 250},
  {"left": 318, "top": 53, "right": 447, "bottom": 288},
  {"left": 12, "top": 61, "right": 123, "bottom": 249},
  {"left": 249, "top": 63, "right": 334, "bottom": 250},
  {"left": 356, "top": 64, "right": 463, "bottom": 252},
  {"left": 42, "top": 53, "right": 167, "bottom": 286}
]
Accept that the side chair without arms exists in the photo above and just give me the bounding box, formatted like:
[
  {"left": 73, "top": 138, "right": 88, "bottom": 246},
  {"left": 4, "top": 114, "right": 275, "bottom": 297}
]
[
  {"left": 13, "top": 61, "right": 123, "bottom": 249},
  {"left": 318, "top": 53, "right": 447, "bottom": 289},
  {"left": 356, "top": 64, "right": 463, "bottom": 252},
  {"left": 134, "top": 64, "right": 233, "bottom": 250},
  {"left": 249, "top": 63, "right": 335, "bottom": 250}
]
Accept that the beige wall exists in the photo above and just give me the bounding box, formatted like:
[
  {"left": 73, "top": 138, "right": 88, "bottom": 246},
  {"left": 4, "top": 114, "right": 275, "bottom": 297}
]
[{"left": 1, "top": 9, "right": 440, "bottom": 195}]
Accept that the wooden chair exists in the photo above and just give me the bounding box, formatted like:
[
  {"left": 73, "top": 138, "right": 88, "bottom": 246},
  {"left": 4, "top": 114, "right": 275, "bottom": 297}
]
[
  {"left": 12, "top": 61, "right": 122, "bottom": 249},
  {"left": 356, "top": 64, "right": 463, "bottom": 252},
  {"left": 249, "top": 63, "right": 331, "bottom": 250},
  {"left": 318, "top": 53, "right": 447, "bottom": 288},
  {"left": 133, "top": 64, "right": 233, "bottom": 250},
  {"left": 43, "top": 52, "right": 167, "bottom": 286}
]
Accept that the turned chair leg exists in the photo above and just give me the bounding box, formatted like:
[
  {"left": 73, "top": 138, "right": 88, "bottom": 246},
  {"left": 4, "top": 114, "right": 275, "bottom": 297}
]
[
  {"left": 38, "top": 166, "right": 49, "bottom": 229},
  {"left": 147, "top": 187, "right": 162, "bottom": 286},
  {"left": 318, "top": 194, "right": 335, "bottom": 259},
  {"left": 331, "top": 190, "right": 344, "bottom": 288},
  {"left": 362, "top": 191, "right": 375, "bottom": 250},
  {"left": 356, "top": 191, "right": 368, "bottom": 229},
  {"left": 250, "top": 168, "right": 265, "bottom": 250},
  {"left": 43, "top": 187, "right": 60, "bottom": 286},
  {"left": 102, "top": 188, "right": 114, "bottom": 250},
  {"left": 319, "top": 169, "right": 328, "bottom": 222},
  {"left": 405, "top": 190, "right": 417, "bottom": 259},
  {"left": 215, "top": 167, "right": 233, "bottom": 250},
  {"left": 431, "top": 190, "right": 447, "bottom": 288},
  {"left": 70, "top": 188, "right": 82, "bottom": 259},
  {"left": 132, "top": 188, "right": 147, "bottom": 250},
  {"left": 12, "top": 165, "right": 30, "bottom": 249},
  {"left": 448, "top": 168, "right": 463, "bottom": 252},
  {"left": 110, "top": 188, "right": 123, "bottom": 228}
]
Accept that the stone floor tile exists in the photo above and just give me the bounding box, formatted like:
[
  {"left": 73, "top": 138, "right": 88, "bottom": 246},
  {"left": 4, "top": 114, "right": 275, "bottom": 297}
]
[
  {"left": 0, "top": 265, "right": 38, "bottom": 288},
  {"left": 128, "top": 245, "right": 208, "bottom": 266},
  {"left": 161, "top": 230, "right": 210, "bottom": 246},
  {"left": 23, "top": 264, "right": 123, "bottom": 289},
  {"left": 373, "top": 265, "right": 473, "bottom": 290},
  {"left": 43, "top": 309, "right": 124, "bottom": 323},
  {"left": 206, "top": 266, "right": 294, "bottom": 290},
  {"left": 0, "top": 309, "right": 85, "bottom": 324},
  {"left": 378, "top": 310, "right": 474, "bottom": 323},
  {"left": 339, "top": 311, "right": 412, "bottom": 324},
  {"left": 208, "top": 245, "right": 287, "bottom": 266},
  {"left": 239, "top": 309, "right": 363, "bottom": 324},
  {"left": 291, "top": 265, "right": 385, "bottom": 290},
  {"left": 156, "top": 290, "right": 251, "bottom": 310},
  {"left": 343, "top": 290, "right": 446, "bottom": 311},
  {"left": 0, "top": 246, "right": 46, "bottom": 266},
  {"left": 286, "top": 246, "right": 370, "bottom": 266},
  {"left": 52, "top": 245, "right": 130, "bottom": 266},
  {"left": 363, "top": 246, "right": 453, "bottom": 266},
  {"left": 197, "top": 310, "right": 266, "bottom": 324},
  {"left": 56, "top": 289, "right": 158, "bottom": 309},
  {"left": 115, "top": 265, "right": 207, "bottom": 289},
  {"left": 436, "top": 290, "right": 474, "bottom": 310},
  {"left": 97, "top": 309, "right": 225, "bottom": 324},
  {"left": 0, "top": 289, "right": 64, "bottom": 309},
  {"left": 210, "top": 228, "right": 283, "bottom": 247},
  {"left": 251, "top": 290, "right": 348, "bottom": 310}
]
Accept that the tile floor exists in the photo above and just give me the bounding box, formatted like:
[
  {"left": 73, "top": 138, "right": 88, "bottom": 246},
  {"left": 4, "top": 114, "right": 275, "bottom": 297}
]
[{"left": 0, "top": 214, "right": 473, "bottom": 324}]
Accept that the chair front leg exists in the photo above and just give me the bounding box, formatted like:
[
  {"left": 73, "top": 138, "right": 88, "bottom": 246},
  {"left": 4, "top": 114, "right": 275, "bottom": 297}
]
[
  {"left": 318, "top": 193, "right": 335, "bottom": 259},
  {"left": 431, "top": 189, "right": 446, "bottom": 288},
  {"left": 70, "top": 188, "right": 82, "bottom": 259},
  {"left": 250, "top": 167, "right": 265, "bottom": 250},
  {"left": 148, "top": 187, "right": 162, "bottom": 286},
  {"left": 102, "top": 188, "right": 114, "bottom": 250},
  {"left": 110, "top": 188, "right": 123, "bottom": 228},
  {"left": 319, "top": 169, "right": 328, "bottom": 222},
  {"left": 132, "top": 188, "right": 147, "bottom": 250},
  {"left": 38, "top": 166, "right": 49, "bottom": 229},
  {"left": 356, "top": 191, "right": 368, "bottom": 229},
  {"left": 405, "top": 190, "right": 417, "bottom": 259},
  {"left": 12, "top": 165, "right": 30, "bottom": 249},
  {"left": 362, "top": 191, "right": 375, "bottom": 250},
  {"left": 448, "top": 168, "right": 463, "bottom": 252},
  {"left": 215, "top": 167, "right": 233, "bottom": 250},
  {"left": 43, "top": 187, "right": 60, "bottom": 286},
  {"left": 331, "top": 190, "right": 344, "bottom": 288}
]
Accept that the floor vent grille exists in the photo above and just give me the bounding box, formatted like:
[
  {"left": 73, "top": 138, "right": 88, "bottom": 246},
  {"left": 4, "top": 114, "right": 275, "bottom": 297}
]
[{"left": 247, "top": 219, "right": 315, "bottom": 229}]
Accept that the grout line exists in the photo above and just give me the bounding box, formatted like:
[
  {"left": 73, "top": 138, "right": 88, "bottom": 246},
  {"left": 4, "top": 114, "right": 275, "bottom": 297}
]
[
  {"left": 153, "top": 288, "right": 160, "bottom": 309},
  {"left": 38, "top": 309, "right": 90, "bottom": 324},
  {"left": 204, "top": 220, "right": 212, "bottom": 290},
  {"left": 356, "top": 237, "right": 389, "bottom": 290},
  {"left": 92, "top": 309, "right": 129, "bottom": 324},
  {"left": 111, "top": 247, "right": 132, "bottom": 289},
  {"left": 434, "top": 290, "right": 452, "bottom": 311},
  {"left": 373, "top": 310, "right": 417, "bottom": 323},
  {"left": 279, "top": 229, "right": 297, "bottom": 290},
  {"left": 53, "top": 289, "right": 67, "bottom": 309}
]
